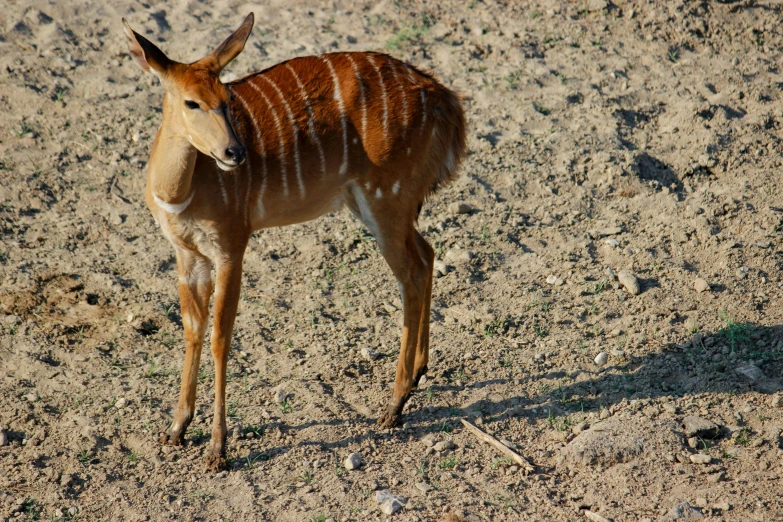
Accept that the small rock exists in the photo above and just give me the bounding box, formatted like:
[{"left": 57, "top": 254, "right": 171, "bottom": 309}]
[
  {"left": 617, "top": 270, "right": 640, "bottom": 295},
  {"left": 445, "top": 248, "right": 472, "bottom": 263},
  {"left": 448, "top": 202, "right": 473, "bottom": 215},
  {"left": 713, "top": 501, "right": 731, "bottom": 511},
  {"left": 115, "top": 397, "right": 128, "bottom": 409},
  {"left": 67, "top": 507, "right": 78, "bottom": 517},
  {"left": 434, "top": 440, "right": 456, "bottom": 452},
  {"left": 415, "top": 481, "right": 432, "bottom": 494},
  {"left": 380, "top": 499, "right": 404, "bottom": 515},
  {"left": 662, "top": 403, "right": 677, "bottom": 414},
  {"left": 689, "top": 453, "right": 711, "bottom": 464},
  {"left": 0, "top": 430, "right": 7, "bottom": 447},
  {"left": 24, "top": 392, "right": 38, "bottom": 402},
  {"left": 769, "top": 394, "right": 783, "bottom": 408},
  {"left": 60, "top": 474, "right": 73, "bottom": 487},
  {"left": 693, "top": 278, "right": 710, "bottom": 293},
  {"left": 584, "top": 510, "right": 612, "bottom": 522},
  {"left": 707, "top": 471, "right": 726, "bottom": 483},
  {"left": 687, "top": 437, "right": 699, "bottom": 449},
  {"left": 735, "top": 364, "right": 765, "bottom": 381},
  {"left": 273, "top": 387, "right": 288, "bottom": 404},
  {"left": 360, "top": 348, "right": 380, "bottom": 361},
  {"left": 572, "top": 421, "right": 589, "bottom": 436},
  {"left": 605, "top": 238, "right": 620, "bottom": 248},
  {"left": 433, "top": 260, "right": 448, "bottom": 277},
  {"left": 594, "top": 352, "right": 608, "bottom": 366},
  {"left": 660, "top": 501, "right": 702, "bottom": 520},
  {"left": 344, "top": 452, "right": 362, "bottom": 470},
  {"left": 546, "top": 274, "right": 564, "bottom": 286},
  {"left": 682, "top": 416, "right": 720, "bottom": 439},
  {"left": 421, "top": 436, "right": 436, "bottom": 447}
]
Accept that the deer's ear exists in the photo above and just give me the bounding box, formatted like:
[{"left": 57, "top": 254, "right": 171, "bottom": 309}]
[
  {"left": 122, "top": 19, "right": 173, "bottom": 77},
  {"left": 209, "top": 13, "right": 254, "bottom": 72}
]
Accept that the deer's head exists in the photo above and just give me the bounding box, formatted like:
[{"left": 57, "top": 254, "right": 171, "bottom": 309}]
[{"left": 122, "top": 13, "right": 254, "bottom": 171}]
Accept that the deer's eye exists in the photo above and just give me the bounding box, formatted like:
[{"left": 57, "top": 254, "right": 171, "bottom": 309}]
[{"left": 184, "top": 100, "right": 200, "bottom": 110}]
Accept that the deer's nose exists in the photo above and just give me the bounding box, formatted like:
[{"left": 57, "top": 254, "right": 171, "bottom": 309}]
[{"left": 225, "top": 145, "right": 246, "bottom": 164}]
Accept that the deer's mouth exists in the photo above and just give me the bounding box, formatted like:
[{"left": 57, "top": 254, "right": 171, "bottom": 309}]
[{"left": 211, "top": 153, "right": 244, "bottom": 172}]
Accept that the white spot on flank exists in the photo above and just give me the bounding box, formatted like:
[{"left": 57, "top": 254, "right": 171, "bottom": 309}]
[
  {"left": 231, "top": 87, "right": 268, "bottom": 222},
  {"left": 321, "top": 55, "right": 349, "bottom": 175},
  {"left": 366, "top": 54, "right": 388, "bottom": 144},
  {"left": 350, "top": 183, "right": 381, "bottom": 250},
  {"left": 345, "top": 54, "right": 367, "bottom": 144},
  {"left": 248, "top": 78, "right": 289, "bottom": 197},
  {"left": 154, "top": 191, "right": 194, "bottom": 214},
  {"left": 286, "top": 64, "right": 327, "bottom": 178},
  {"left": 375, "top": 187, "right": 382, "bottom": 199},
  {"left": 259, "top": 75, "right": 305, "bottom": 199},
  {"left": 392, "top": 181, "right": 400, "bottom": 195},
  {"left": 407, "top": 147, "right": 411, "bottom": 156}
]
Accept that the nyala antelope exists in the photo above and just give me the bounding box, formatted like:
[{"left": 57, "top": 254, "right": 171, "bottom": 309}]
[{"left": 122, "top": 13, "right": 466, "bottom": 470}]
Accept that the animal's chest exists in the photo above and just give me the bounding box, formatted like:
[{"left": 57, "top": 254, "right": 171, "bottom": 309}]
[{"left": 157, "top": 213, "right": 224, "bottom": 260}]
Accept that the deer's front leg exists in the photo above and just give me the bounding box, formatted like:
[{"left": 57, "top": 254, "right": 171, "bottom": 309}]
[
  {"left": 205, "top": 256, "right": 244, "bottom": 471},
  {"left": 161, "top": 250, "right": 212, "bottom": 446}
]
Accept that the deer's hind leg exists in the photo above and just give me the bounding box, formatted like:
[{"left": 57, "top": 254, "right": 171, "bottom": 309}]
[
  {"left": 345, "top": 183, "right": 433, "bottom": 428},
  {"left": 161, "top": 248, "right": 213, "bottom": 446}
]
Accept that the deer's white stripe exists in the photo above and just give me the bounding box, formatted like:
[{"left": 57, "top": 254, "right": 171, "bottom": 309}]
[
  {"left": 286, "top": 64, "right": 327, "bottom": 177},
  {"left": 389, "top": 59, "right": 408, "bottom": 138},
  {"left": 154, "top": 191, "right": 194, "bottom": 214},
  {"left": 232, "top": 87, "right": 269, "bottom": 221},
  {"left": 345, "top": 54, "right": 367, "bottom": 144},
  {"left": 249, "top": 78, "right": 289, "bottom": 197},
  {"left": 258, "top": 75, "right": 305, "bottom": 199},
  {"left": 320, "top": 54, "right": 349, "bottom": 176},
  {"left": 366, "top": 54, "right": 388, "bottom": 144}
]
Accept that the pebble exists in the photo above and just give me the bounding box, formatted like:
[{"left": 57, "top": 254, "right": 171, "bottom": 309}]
[
  {"left": 604, "top": 238, "right": 620, "bottom": 248},
  {"left": 445, "top": 248, "right": 473, "bottom": 263},
  {"left": 24, "top": 392, "right": 38, "bottom": 402},
  {"left": 584, "top": 510, "right": 612, "bottom": 522},
  {"left": 448, "top": 202, "right": 473, "bottom": 215},
  {"left": 433, "top": 260, "right": 448, "bottom": 277},
  {"left": 344, "top": 452, "right": 362, "bottom": 470},
  {"left": 572, "top": 421, "right": 589, "bottom": 435},
  {"left": 415, "top": 482, "right": 432, "bottom": 494},
  {"left": 768, "top": 394, "right": 783, "bottom": 408},
  {"left": 68, "top": 507, "right": 78, "bottom": 517},
  {"left": 360, "top": 348, "right": 380, "bottom": 361},
  {"left": 661, "top": 501, "right": 702, "bottom": 521},
  {"left": 375, "top": 490, "right": 406, "bottom": 515},
  {"left": 0, "top": 429, "right": 7, "bottom": 447},
  {"left": 735, "top": 364, "right": 765, "bottom": 381},
  {"left": 115, "top": 397, "right": 128, "bottom": 409},
  {"left": 682, "top": 416, "right": 720, "bottom": 439},
  {"left": 617, "top": 270, "right": 640, "bottom": 295},
  {"left": 273, "top": 387, "right": 288, "bottom": 404},
  {"left": 689, "top": 453, "right": 712, "bottom": 464},
  {"left": 434, "top": 440, "right": 456, "bottom": 452},
  {"left": 546, "top": 274, "right": 564, "bottom": 286},
  {"left": 662, "top": 403, "right": 677, "bottom": 414},
  {"left": 594, "top": 352, "right": 608, "bottom": 366},
  {"left": 694, "top": 278, "right": 710, "bottom": 293},
  {"left": 421, "top": 436, "right": 436, "bottom": 448},
  {"left": 713, "top": 501, "right": 731, "bottom": 511},
  {"left": 708, "top": 471, "right": 726, "bottom": 483}
]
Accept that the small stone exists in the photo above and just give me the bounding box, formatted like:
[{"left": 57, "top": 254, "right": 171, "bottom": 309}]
[
  {"left": 605, "top": 238, "right": 620, "bottom": 248},
  {"left": 769, "top": 394, "right": 783, "bottom": 408},
  {"left": 693, "top": 278, "right": 710, "bottom": 293},
  {"left": 617, "top": 270, "right": 640, "bottom": 295},
  {"left": 708, "top": 471, "right": 726, "bottom": 483},
  {"left": 713, "top": 501, "right": 731, "bottom": 511},
  {"left": 572, "top": 421, "right": 589, "bottom": 436},
  {"left": 273, "top": 387, "right": 287, "bottom": 404},
  {"left": 115, "top": 397, "right": 128, "bottom": 409},
  {"left": 433, "top": 260, "right": 448, "bottom": 277},
  {"left": 662, "top": 403, "right": 677, "bottom": 414},
  {"left": 67, "top": 507, "right": 78, "bottom": 517},
  {"left": 594, "top": 352, "right": 608, "bottom": 366},
  {"left": 360, "top": 348, "right": 380, "bottom": 361},
  {"left": 599, "top": 408, "right": 610, "bottom": 420},
  {"left": 434, "top": 440, "right": 456, "bottom": 452},
  {"left": 380, "top": 499, "right": 404, "bottom": 515},
  {"left": 735, "top": 364, "right": 765, "bottom": 381},
  {"left": 546, "top": 274, "right": 564, "bottom": 286},
  {"left": 448, "top": 202, "right": 473, "bottom": 215},
  {"left": 661, "top": 501, "right": 702, "bottom": 520},
  {"left": 584, "top": 510, "right": 612, "bottom": 522},
  {"left": 0, "top": 430, "right": 7, "bottom": 447},
  {"left": 415, "top": 481, "right": 432, "bottom": 494},
  {"left": 682, "top": 416, "right": 720, "bottom": 439},
  {"left": 24, "top": 392, "right": 38, "bottom": 402},
  {"left": 421, "top": 436, "right": 436, "bottom": 447},
  {"left": 344, "top": 452, "right": 362, "bottom": 470},
  {"left": 689, "top": 453, "right": 711, "bottom": 464},
  {"left": 60, "top": 474, "right": 73, "bottom": 487},
  {"left": 687, "top": 437, "right": 699, "bottom": 449}
]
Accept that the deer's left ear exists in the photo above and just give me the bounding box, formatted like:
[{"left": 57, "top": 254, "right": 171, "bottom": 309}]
[{"left": 209, "top": 13, "right": 254, "bottom": 73}]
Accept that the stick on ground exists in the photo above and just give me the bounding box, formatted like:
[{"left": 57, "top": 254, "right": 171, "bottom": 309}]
[{"left": 460, "top": 419, "right": 534, "bottom": 474}]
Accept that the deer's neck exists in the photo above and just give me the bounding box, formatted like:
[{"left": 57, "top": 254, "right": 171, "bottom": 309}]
[{"left": 147, "top": 98, "right": 197, "bottom": 205}]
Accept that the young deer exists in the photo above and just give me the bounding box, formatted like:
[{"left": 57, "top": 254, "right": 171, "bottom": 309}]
[{"left": 122, "top": 13, "right": 466, "bottom": 470}]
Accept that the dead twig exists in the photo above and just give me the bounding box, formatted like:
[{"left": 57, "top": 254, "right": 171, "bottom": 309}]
[{"left": 460, "top": 418, "right": 534, "bottom": 474}]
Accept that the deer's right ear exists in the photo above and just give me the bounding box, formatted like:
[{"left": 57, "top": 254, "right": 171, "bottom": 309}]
[{"left": 122, "top": 19, "right": 173, "bottom": 77}]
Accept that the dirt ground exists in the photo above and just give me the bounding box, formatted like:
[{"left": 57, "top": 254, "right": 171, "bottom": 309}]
[{"left": 2, "top": 0, "right": 783, "bottom": 520}]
